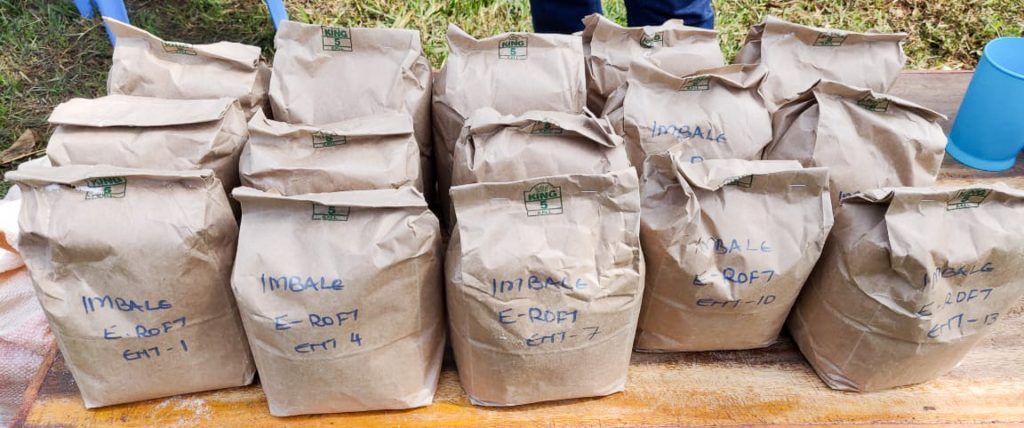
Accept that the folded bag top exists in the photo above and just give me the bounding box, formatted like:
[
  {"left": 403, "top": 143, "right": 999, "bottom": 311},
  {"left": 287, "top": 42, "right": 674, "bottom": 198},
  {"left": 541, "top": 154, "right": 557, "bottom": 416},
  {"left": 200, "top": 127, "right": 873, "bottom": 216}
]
[
  {"left": 581, "top": 13, "right": 724, "bottom": 113},
  {"left": 763, "top": 79, "right": 947, "bottom": 207},
  {"left": 46, "top": 95, "right": 249, "bottom": 194},
  {"left": 48, "top": 94, "right": 236, "bottom": 128},
  {"left": 8, "top": 163, "right": 215, "bottom": 185},
  {"left": 268, "top": 21, "right": 431, "bottom": 132},
  {"left": 105, "top": 17, "right": 269, "bottom": 118},
  {"left": 603, "top": 61, "right": 771, "bottom": 170},
  {"left": 433, "top": 24, "right": 588, "bottom": 227},
  {"left": 734, "top": 16, "right": 907, "bottom": 110},
  {"left": 232, "top": 185, "right": 427, "bottom": 208},
  {"left": 451, "top": 108, "right": 628, "bottom": 186},
  {"left": 435, "top": 24, "right": 586, "bottom": 121},
  {"left": 269, "top": 21, "right": 435, "bottom": 201},
  {"left": 432, "top": 23, "right": 587, "bottom": 161},
  {"left": 240, "top": 110, "right": 421, "bottom": 195}
]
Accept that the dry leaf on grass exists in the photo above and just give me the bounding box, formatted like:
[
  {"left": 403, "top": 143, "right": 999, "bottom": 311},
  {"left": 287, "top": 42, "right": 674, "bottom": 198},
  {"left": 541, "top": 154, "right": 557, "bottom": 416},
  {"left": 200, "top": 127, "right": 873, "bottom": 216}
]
[{"left": 0, "top": 130, "right": 38, "bottom": 165}]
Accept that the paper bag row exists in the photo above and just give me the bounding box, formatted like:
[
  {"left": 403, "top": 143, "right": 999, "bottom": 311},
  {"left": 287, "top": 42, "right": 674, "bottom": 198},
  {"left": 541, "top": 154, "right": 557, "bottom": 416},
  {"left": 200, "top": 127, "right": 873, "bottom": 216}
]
[
  {"left": 100, "top": 16, "right": 919, "bottom": 213},
  {"left": 103, "top": 13, "right": 908, "bottom": 125},
  {"left": 44, "top": 75, "right": 949, "bottom": 215},
  {"left": 10, "top": 162, "right": 1024, "bottom": 413}
]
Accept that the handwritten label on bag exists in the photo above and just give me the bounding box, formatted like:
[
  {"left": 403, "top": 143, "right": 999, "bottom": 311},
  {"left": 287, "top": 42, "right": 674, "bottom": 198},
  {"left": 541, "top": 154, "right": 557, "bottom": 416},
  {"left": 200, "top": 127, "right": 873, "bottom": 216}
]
[
  {"left": 915, "top": 261, "right": 1000, "bottom": 339},
  {"left": 80, "top": 293, "right": 190, "bottom": 362},
  {"left": 650, "top": 120, "right": 728, "bottom": 144},
  {"left": 258, "top": 272, "right": 364, "bottom": 353},
  {"left": 489, "top": 274, "right": 603, "bottom": 347}
]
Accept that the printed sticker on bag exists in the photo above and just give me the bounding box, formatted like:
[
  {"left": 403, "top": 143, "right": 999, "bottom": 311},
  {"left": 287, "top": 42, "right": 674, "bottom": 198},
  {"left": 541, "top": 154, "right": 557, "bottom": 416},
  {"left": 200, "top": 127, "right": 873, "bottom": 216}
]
[
  {"left": 857, "top": 94, "right": 891, "bottom": 113},
  {"left": 640, "top": 32, "right": 664, "bottom": 49},
  {"left": 322, "top": 26, "right": 353, "bottom": 52},
  {"left": 499, "top": 35, "right": 528, "bottom": 60},
  {"left": 311, "top": 131, "right": 347, "bottom": 148},
  {"left": 813, "top": 32, "right": 847, "bottom": 47},
  {"left": 524, "top": 182, "right": 563, "bottom": 217},
  {"left": 161, "top": 42, "right": 197, "bottom": 56},
  {"left": 947, "top": 189, "right": 991, "bottom": 211},
  {"left": 680, "top": 76, "right": 711, "bottom": 92},
  {"left": 311, "top": 203, "right": 351, "bottom": 221},
  {"left": 84, "top": 177, "right": 127, "bottom": 200},
  {"left": 724, "top": 175, "right": 754, "bottom": 188},
  {"left": 530, "top": 120, "right": 563, "bottom": 135}
]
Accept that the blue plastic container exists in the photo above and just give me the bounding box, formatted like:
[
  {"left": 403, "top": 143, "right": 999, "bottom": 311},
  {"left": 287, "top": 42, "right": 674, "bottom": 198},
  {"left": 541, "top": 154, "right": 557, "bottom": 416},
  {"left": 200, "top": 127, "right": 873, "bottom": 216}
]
[
  {"left": 947, "top": 37, "right": 1024, "bottom": 171},
  {"left": 264, "top": 0, "right": 290, "bottom": 30},
  {"left": 74, "top": 0, "right": 131, "bottom": 44}
]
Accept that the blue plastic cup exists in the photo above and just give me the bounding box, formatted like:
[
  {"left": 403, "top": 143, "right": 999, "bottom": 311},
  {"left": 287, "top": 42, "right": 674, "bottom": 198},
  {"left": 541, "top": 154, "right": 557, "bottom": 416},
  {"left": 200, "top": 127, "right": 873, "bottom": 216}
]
[{"left": 947, "top": 37, "right": 1024, "bottom": 171}]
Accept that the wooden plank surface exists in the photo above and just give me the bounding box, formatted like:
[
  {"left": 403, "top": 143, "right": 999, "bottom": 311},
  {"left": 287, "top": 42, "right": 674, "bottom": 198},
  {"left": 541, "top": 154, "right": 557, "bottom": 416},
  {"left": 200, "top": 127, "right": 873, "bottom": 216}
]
[{"left": 18, "top": 72, "right": 1024, "bottom": 427}]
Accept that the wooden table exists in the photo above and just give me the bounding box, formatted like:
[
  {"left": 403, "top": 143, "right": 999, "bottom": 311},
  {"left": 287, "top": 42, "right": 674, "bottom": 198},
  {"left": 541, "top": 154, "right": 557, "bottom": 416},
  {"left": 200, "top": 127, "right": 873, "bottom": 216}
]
[{"left": 15, "top": 72, "right": 1024, "bottom": 427}]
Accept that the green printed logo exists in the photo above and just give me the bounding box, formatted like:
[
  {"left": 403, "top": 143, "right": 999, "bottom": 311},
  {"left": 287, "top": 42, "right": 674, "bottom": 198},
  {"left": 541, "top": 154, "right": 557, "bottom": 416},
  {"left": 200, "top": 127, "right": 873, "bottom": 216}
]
[
  {"left": 680, "top": 76, "right": 711, "bottom": 92},
  {"left": 312, "top": 203, "right": 351, "bottom": 221},
  {"left": 524, "top": 182, "right": 563, "bottom": 217},
  {"left": 530, "top": 120, "right": 563, "bottom": 135},
  {"left": 84, "top": 176, "right": 127, "bottom": 200},
  {"left": 725, "top": 175, "right": 754, "bottom": 188},
  {"left": 499, "top": 35, "right": 528, "bottom": 60},
  {"left": 857, "top": 94, "right": 890, "bottom": 112},
  {"left": 813, "top": 32, "right": 847, "bottom": 47},
  {"left": 312, "top": 131, "right": 346, "bottom": 148},
  {"left": 322, "top": 26, "right": 353, "bottom": 52},
  {"left": 161, "top": 42, "right": 197, "bottom": 56},
  {"left": 639, "top": 32, "right": 664, "bottom": 48},
  {"left": 947, "top": 189, "right": 990, "bottom": 210}
]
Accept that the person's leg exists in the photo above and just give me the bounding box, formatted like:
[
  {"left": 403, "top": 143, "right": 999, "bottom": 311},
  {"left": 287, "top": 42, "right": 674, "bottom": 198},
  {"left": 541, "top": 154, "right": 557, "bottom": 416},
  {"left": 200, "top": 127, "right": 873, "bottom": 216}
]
[
  {"left": 624, "top": 0, "right": 715, "bottom": 29},
  {"left": 530, "top": 0, "right": 603, "bottom": 34}
]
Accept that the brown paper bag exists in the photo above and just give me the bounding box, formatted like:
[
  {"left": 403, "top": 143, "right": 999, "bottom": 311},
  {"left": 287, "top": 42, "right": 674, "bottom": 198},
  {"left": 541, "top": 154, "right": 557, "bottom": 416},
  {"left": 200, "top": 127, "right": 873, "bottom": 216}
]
[
  {"left": 230, "top": 186, "right": 444, "bottom": 415},
  {"left": 47, "top": 95, "right": 248, "bottom": 194},
  {"left": 105, "top": 17, "right": 270, "bottom": 119},
  {"left": 733, "top": 16, "right": 907, "bottom": 109},
  {"left": 763, "top": 80, "right": 948, "bottom": 207},
  {"left": 268, "top": 21, "right": 433, "bottom": 201},
  {"left": 447, "top": 169, "right": 644, "bottom": 406},
  {"left": 789, "top": 185, "right": 1024, "bottom": 391},
  {"left": 581, "top": 13, "right": 724, "bottom": 114},
  {"left": 433, "top": 24, "right": 587, "bottom": 226},
  {"left": 604, "top": 62, "right": 771, "bottom": 169},
  {"left": 636, "top": 155, "right": 832, "bottom": 352},
  {"left": 240, "top": 110, "right": 420, "bottom": 195},
  {"left": 8, "top": 165, "right": 253, "bottom": 408}
]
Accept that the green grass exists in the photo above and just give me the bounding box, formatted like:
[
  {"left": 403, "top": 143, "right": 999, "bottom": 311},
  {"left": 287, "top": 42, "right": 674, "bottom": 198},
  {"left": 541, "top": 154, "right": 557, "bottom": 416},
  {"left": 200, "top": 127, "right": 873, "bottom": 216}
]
[{"left": 0, "top": 0, "right": 1021, "bottom": 195}]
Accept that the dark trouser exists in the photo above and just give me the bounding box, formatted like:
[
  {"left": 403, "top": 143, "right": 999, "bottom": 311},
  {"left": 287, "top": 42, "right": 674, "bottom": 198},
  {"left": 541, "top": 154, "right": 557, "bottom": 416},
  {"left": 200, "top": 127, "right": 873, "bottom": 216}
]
[{"left": 530, "top": 0, "right": 715, "bottom": 34}]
